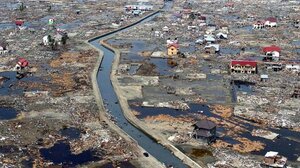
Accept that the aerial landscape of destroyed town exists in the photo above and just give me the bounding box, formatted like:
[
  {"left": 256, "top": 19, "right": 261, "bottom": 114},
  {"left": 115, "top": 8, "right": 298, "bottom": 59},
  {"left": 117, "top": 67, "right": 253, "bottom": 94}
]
[{"left": 0, "top": 0, "right": 299, "bottom": 167}]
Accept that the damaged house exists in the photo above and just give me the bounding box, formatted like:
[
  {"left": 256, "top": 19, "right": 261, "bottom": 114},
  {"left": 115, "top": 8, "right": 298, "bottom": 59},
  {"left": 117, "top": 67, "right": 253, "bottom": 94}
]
[
  {"left": 167, "top": 38, "right": 179, "bottom": 56},
  {"left": 285, "top": 64, "right": 300, "bottom": 73},
  {"left": 0, "top": 41, "right": 8, "bottom": 54},
  {"left": 43, "top": 30, "right": 68, "bottom": 46},
  {"left": 253, "top": 21, "right": 265, "bottom": 29},
  {"left": 54, "top": 30, "right": 69, "bottom": 45},
  {"left": 264, "top": 17, "right": 277, "bottom": 27},
  {"left": 293, "top": 19, "right": 300, "bottom": 28},
  {"left": 262, "top": 45, "right": 281, "bottom": 62},
  {"left": 167, "top": 43, "right": 179, "bottom": 56},
  {"left": 204, "top": 44, "right": 219, "bottom": 54},
  {"left": 225, "top": 2, "right": 234, "bottom": 8},
  {"left": 262, "top": 151, "right": 287, "bottom": 168},
  {"left": 192, "top": 120, "right": 216, "bottom": 144},
  {"left": 124, "top": 3, "right": 153, "bottom": 12},
  {"left": 265, "top": 62, "right": 283, "bottom": 71},
  {"left": 216, "top": 32, "right": 228, "bottom": 39},
  {"left": 15, "top": 19, "right": 24, "bottom": 27},
  {"left": 204, "top": 34, "right": 216, "bottom": 43},
  {"left": 230, "top": 60, "right": 257, "bottom": 74},
  {"left": 291, "top": 87, "right": 300, "bottom": 98}
]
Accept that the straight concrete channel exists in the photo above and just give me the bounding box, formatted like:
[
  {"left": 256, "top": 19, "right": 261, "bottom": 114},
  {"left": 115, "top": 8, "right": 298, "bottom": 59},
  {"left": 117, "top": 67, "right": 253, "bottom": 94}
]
[{"left": 87, "top": 3, "right": 203, "bottom": 168}]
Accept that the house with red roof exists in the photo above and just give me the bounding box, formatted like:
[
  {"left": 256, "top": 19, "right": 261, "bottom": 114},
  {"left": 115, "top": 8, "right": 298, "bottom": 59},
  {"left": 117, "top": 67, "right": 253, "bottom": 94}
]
[
  {"left": 230, "top": 60, "right": 257, "bottom": 74},
  {"left": 167, "top": 43, "right": 179, "bottom": 56},
  {"left": 198, "top": 15, "right": 206, "bottom": 22},
  {"left": 262, "top": 45, "right": 281, "bottom": 53},
  {"left": 264, "top": 17, "right": 277, "bottom": 27},
  {"left": 182, "top": 9, "right": 192, "bottom": 19},
  {"left": 17, "top": 58, "right": 29, "bottom": 68},
  {"left": 15, "top": 58, "right": 29, "bottom": 72},
  {"left": 262, "top": 45, "right": 281, "bottom": 62},
  {"left": 225, "top": 2, "right": 234, "bottom": 8},
  {"left": 15, "top": 20, "right": 24, "bottom": 26}
]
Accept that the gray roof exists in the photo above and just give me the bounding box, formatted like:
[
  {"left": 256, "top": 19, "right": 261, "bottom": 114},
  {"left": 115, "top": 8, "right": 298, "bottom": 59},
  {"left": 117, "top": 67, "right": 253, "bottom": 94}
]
[
  {"left": 261, "top": 74, "right": 269, "bottom": 79},
  {"left": 194, "top": 120, "right": 216, "bottom": 130},
  {"left": 195, "top": 130, "right": 212, "bottom": 137}
]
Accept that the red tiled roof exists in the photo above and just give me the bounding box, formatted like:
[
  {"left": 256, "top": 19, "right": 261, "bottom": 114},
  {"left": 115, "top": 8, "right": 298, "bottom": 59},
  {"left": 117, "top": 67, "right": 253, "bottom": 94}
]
[
  {"left": 265, "top": 17, "right": 277, "bottom": 22},
  {"left": 199, "top": 16, "right": 206, "bottom": 20},
  {"left": 17, "top": 58, "right": 29, "bottom": 67},
  {"left": 254, "top": 21, "right": 264, "bottom": 24},
  {"left": 262, "top": 45, "right": 281, "bottom": 53},
  {"left": 231, "top": 60, "right": 257, "bottom": 67},
  {"left": 15, "top": 20, "right": 24, "bottom": 26},
  {"left": 182, "top": 9, "right": 192, "bottom": 14},
  {"left": 168, "top": 43, "right": 179, "bottom": 49},
  {"left": 225, "top": 2, "right": 234, "bottom": 7}
]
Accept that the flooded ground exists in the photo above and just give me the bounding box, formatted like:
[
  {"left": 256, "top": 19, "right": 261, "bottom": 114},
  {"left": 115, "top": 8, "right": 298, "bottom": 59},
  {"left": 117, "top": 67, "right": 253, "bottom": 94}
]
[
  {"left": 176, "top": 145, "right": 216, "bottom": 165},
  {"left": 100, "top": 161, "right": 136, "bottom": 168},
  {"left": 294, "top": 48, "right": 300, "bottom": 54},
  {"left": 40, "top": 141, "right": 101, "bottom": 166},
  {"left": 130, "top": 103, "right": 211, "bottom": 118},
  {"left": 109, "top": 39, "right": 158, "bottom": 63},
  {"left": 180, "top": 43, "right": 197, "bottom": 53},
  {"left": 0, "top": 107, "right": 18, "bottom": 120},
  {"left": 148, "top": 58, "right": 175, "bottom": 76},
  {"left": 233, "top": 80, "right": 254, "bottom": 93},
  {"left": 104, "top": 0, "right": 300, "bottom": 167},
  {"left": 291, "top": 40, "right": 300, "bottom": 47},
  {"left": 107, "top": 39, "right": 157, "bottom": 53},
  {"left": 0, "top": 71, "right": 44, "bottom": 96},
  {"left": 243, "top": 131, "right": 300, "bottom": 161},
  {"left": 0, "top": 23, "right": 15, "bottom": 30},
  {"left": 128, "top": 64, "right": 140, "bottom": 75},
  {"left": 231, "top": 80, "right": 254, "bottom": 102},
  {"left": 0, "top": 0, "right": 170, "bottom": 167},
  {"left": 131, "top": 100, "right": 300, "bottom": 161},
  {"left": 59, "top": 127, "right": 81, "bottom": 140},
  {"left": 90, "top": 8, "right": 189, "bottom": 167}
]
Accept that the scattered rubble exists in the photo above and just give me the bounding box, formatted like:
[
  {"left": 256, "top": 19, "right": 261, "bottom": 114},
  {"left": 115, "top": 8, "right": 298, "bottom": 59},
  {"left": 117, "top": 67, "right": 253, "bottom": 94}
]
[
  {"left": 0, "top": 0, "right": 162, "bottom": 167},
  {"left": 110, "top": 0, "right": 300, "bottom": 167},
  {"left": 251, "top": 129, "right": 279, "bottom": 140}
]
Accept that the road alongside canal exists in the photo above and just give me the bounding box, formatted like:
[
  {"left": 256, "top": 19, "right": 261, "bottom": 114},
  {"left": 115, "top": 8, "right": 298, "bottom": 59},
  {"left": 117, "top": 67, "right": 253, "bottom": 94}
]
[{"left": 88, "top": 2, "right": 200, "bottom": 168}]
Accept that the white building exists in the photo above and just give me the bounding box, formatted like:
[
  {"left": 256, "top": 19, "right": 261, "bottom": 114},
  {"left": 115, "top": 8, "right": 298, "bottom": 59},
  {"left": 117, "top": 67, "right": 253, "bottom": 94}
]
[
  {"left": 285, "top": 64, "right": 300, "bottom": 73},
  {"left": 285, "top": 64, "right": 300, "bottom": 72}
]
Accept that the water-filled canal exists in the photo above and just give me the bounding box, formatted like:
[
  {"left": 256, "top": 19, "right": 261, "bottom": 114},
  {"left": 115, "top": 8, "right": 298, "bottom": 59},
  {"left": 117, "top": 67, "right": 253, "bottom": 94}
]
[{"left": 89, "top": 2, "right": 188, "bottom": 167}]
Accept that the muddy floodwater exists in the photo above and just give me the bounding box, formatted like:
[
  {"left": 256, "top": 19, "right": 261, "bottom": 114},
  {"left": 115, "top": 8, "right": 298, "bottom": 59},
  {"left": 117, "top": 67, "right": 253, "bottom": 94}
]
[
  {"left": 0, "top": 71, "right": 44, "bottom": 95},
  {"left": 132, "top": 102, "right": 300, "bottom": 161},
  {"left": 130, "top": 103, "right": 211, "bottom": 118},
  {"left": 176, "top": 145, "right": 216, "bottom": 165},
  {"left": 59, "top": 127, "right": 81, "bottom": 140},
  {"left": 100, "top": 161, "right": 136, "bottom": 168},
  {"left": 40, "top": 141, "right": 100, "bottom": 166},
  {"left": 0, "top": 107, "right": 18, "bottom": 120}
]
